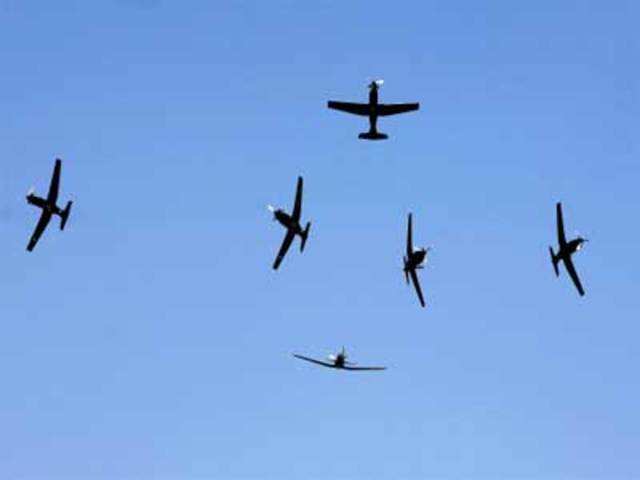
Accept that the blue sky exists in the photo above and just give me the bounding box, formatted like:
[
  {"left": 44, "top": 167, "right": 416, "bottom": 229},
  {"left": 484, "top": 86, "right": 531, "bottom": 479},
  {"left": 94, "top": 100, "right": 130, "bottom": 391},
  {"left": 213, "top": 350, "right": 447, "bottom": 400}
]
[{"left": 0, "top": 1, "right": 638, "bottom": 478}]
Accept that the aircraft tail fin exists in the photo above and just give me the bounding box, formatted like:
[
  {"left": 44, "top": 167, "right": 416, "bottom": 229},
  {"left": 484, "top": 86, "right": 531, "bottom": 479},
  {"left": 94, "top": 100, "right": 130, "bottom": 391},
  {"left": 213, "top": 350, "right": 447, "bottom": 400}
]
[
  {"left": 549, "top": 246, "right": 559, "bottom": 277},
  {"left": 300, "top": 222, "right": 311, "bottom": 252},
  {"left": 60, "top": 201, "right": 72, "bottom": 231},
  {"left": 358, "top": 131, "right": 388, "bottom": 140}
]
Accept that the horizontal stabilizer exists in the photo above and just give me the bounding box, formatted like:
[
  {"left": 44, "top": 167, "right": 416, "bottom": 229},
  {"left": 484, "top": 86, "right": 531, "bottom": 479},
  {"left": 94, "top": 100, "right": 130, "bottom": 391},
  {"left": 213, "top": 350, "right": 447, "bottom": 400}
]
[
  {"left": 549, "top": 247, "right": 559, "bottom": 277},
  {"left": 60, "top": 201, "right": 73, "bottom": 231},
  {"left": 300, "top": 222, "right": 311, "bottom": 252},
  {"left": 358, "top": 132, "right": 388, "bottom": 140}
]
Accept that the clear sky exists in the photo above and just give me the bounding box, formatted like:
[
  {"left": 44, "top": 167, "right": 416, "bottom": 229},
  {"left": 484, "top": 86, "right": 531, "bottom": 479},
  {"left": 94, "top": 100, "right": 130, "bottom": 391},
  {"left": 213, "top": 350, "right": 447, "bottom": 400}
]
[{"left": 0, "top": 1, "right": 638, "bottom": 478}]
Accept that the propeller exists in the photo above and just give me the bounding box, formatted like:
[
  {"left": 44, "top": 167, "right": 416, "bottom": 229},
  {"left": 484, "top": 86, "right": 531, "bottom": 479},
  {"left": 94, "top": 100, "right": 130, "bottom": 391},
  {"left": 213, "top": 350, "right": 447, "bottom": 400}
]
[
  {"left": 330, "top": 347, "right": 347, "bottom": 361},
  {"left": 575, "top": 230, "right": 589, "bottom": 242},
  {"left": 267, "top": 204, "right": 276, "bottom": 213},
  {"left": 367, "top": 78, "right": 384, "bottom": 88},
  {"left": 570, "top": 231, "right": 588, "bottom": 252},
  {"left": 27, "top": 186, "right": 35, "bottom": 196}
]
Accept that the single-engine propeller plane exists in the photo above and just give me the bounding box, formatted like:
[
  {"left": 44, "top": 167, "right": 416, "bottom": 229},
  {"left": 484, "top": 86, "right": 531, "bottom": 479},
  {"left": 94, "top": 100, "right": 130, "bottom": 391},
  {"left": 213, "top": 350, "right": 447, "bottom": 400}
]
[
  {"left": 549, "top": 202, "right": 587, "bottom": 296},
  {"left": 269, "top": 176, "right": 311, "bottom": 270},
  {"left": 293, "top": 347, "right": 386, "bottom": 371},
  {"left": 26, "top": 158, "right": 73, "bottom": 252},
  {"left": 403, "top": 213, "right": 430, "bottom": 308},
  {"left": 327, "top": 80, "right": 419, "bottom": 140}
]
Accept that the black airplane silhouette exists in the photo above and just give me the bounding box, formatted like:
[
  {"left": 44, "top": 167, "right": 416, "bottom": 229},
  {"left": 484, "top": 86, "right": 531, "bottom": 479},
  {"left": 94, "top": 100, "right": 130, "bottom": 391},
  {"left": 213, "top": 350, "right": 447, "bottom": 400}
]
[
  {"left": 403, "top": 213, "right": 430, "bottom": 307},
  {"left": 293, "top": 347, "right": 386, "bottom": 371},
  {"left": 269, "top": 176, "right": 311, "bottom": 270},
  {"left": 549, "top": 202, "right": 587, "bottom": 296},
  {"left": 327, "top": 80, "right": 419, "bottom": 140},
  {"left": 26, "top": 158, "right": 73, "bottom": 252}
]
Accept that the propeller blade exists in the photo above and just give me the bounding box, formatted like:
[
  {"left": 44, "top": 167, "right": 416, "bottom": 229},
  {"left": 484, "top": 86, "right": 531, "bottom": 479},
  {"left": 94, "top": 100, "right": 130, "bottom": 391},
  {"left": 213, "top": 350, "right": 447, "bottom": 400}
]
[
  {"left": 366, "top": 78, "right": 383, "bottom": 88},
  {"left": 267, "top": 204, "right": 276, "bottom": 213},
  {"left": 27, "top": 187, "right": 35, "bottom": 196}
]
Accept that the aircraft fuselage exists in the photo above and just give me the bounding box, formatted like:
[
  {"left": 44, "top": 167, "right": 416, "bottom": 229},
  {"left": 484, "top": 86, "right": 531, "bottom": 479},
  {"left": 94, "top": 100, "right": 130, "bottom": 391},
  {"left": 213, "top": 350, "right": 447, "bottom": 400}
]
[
  {"left": 367, "top": 83, "right": 380, "bottom": 133},
  {"left": 274, "top": 210, "right": 302, "bottom": 235},
  {"left": 406, "top": 249, "right": 426, "bottom": 270},
  {"left": 559, "top": 237, "right": 586, "bottom": 259},
  {"left": 27, "top": 194, "right": 62, "bottom": 216}
]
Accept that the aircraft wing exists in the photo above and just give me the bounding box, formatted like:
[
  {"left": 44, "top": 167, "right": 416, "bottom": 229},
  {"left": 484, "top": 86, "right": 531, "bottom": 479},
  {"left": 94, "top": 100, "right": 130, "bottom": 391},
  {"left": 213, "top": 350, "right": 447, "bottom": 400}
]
[
  {"left": 562, "top": 256, "right": 585, "bottom": 296},
  {"left": 291, "top": 176, "right": 303, "bottom": 222},
  {"left": 47, "top": 159, "right": 62, "bottom": 204},
  {"left": 407, "top": 213, "right": 413, "bottom": 257},
  {"left": 327, "top": 101, "right": 369, "bottom": 116},
  {"left": 409, "top": 268, "right": 426, "bottom": 307},
  {"left": 27, "top": 210, "right": 52, "bottom": 252},
  {"left": 273, "top": 229, "right": 296, "bottom": 270},
  {"left": 343, "top": 365, "right": 386, "bottom": 371},
  {"left": 377, "top": 103, "right": 419, "bottom": 116},
  {"left": 293, "top": 354, "right": 336, "bottom": 368},
  {"left": 556, "top": 202, "right": 566, "bottom": 246}
]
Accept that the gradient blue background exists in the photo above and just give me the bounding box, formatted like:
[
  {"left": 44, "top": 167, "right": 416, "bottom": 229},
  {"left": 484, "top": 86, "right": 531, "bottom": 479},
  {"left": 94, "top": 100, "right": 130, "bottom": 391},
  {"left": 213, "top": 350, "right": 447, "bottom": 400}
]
[{"left": 0, "top": 1, "right": 638, "bottom": 478}]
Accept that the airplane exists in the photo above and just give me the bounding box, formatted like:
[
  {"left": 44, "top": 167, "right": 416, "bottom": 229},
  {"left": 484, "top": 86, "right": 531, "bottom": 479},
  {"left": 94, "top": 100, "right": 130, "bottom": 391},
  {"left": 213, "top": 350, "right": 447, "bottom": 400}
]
[
  {"left": 549, "top": 202, "right": 587, "bottom": 296},
  {"left": 327, "top": 79, "right": 419, "bottom": 140},
  {"left": 293, "top": 347, "right": 386, "bottom": 371},
  {"left": 26, "top": 158, "right": 73, "bottom": 252},
  {"left": 403, "top": 213, "right": 430, "bottom": 308},
  {"left": 269, "top": 176, "right": 311, "bottom": 270}
]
